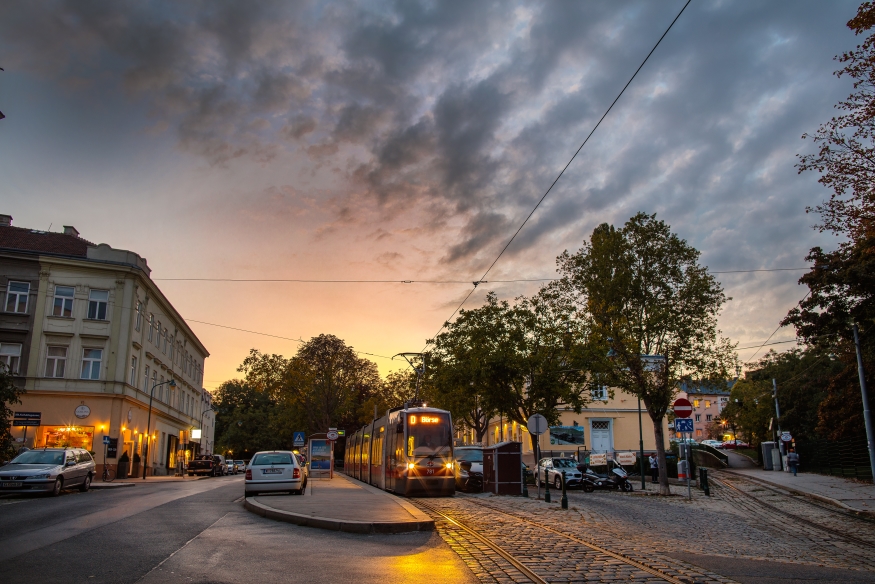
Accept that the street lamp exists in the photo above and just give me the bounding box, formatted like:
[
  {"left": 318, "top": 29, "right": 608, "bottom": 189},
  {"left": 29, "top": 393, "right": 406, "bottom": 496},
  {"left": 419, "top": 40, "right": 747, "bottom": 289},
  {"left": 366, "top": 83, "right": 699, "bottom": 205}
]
[{"left": 143, "top": 377, "right": 177, "bottom": 480}]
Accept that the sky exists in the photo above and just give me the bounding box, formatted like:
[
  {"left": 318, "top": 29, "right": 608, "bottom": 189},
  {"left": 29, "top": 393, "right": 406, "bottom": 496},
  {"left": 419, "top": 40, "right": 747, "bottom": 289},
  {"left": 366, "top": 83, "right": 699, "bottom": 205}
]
[{"left": 0, "top": 0, "right": 861, "bottom": 391}]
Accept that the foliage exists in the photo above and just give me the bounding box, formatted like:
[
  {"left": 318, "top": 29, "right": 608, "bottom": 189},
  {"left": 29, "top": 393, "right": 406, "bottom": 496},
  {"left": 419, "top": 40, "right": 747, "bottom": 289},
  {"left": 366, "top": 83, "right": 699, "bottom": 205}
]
[
  {"left": 554, "top": 213, "right": 736, "bottom": 494},
  {"left": 797, "top": 2, "right": 875, "bottom": 240},
  {"left": 0, "top": 363, "right": 25, "bottom": 460},
  {"left": 213, "top": 379, "right": 287, "bottom": 458},
  {"left": 787, "top": 2, "right": 875, "bottom": 441},
  {"left": 427, "top": 290, "right": 592, "bottom": 447}
]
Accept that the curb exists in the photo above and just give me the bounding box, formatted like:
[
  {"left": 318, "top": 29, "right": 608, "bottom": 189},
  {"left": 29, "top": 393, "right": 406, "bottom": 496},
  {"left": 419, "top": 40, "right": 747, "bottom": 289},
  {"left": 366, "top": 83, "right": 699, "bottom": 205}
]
[
  {"left": 720, "top": 469, "right": 875, "bottom": 517},
  {"left": 243, "top": 496, "right": 435, "bottom": 534},
  {"left": 90, "top": 482, "right": 135, "bottom": 489}
]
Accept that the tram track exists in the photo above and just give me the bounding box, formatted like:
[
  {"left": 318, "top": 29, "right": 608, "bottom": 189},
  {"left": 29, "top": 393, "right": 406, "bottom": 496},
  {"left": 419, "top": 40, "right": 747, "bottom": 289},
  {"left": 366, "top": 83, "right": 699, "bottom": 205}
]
[
  {"left": 415, "top": 497, "right": 720, "bottom": 584},
  {"left": 709, "top": 472, "right": 875, "bottom": 552}
]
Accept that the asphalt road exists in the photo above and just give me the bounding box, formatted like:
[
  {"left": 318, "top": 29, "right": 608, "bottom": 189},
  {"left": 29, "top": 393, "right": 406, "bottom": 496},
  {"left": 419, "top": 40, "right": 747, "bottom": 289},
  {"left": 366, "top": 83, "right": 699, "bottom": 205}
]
[{"left": 0, "top": 476, "right": 476, "bottom": 584}]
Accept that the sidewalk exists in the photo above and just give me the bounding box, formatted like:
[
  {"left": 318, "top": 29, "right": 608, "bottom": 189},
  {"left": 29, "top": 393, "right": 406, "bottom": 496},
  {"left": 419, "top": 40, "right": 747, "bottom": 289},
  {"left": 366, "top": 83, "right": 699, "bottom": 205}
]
[
  {"left": 244, "top": 472, "right": 434, "bottom": 533},
  {"left": 725, "top": 467, "right": 875, "bottom": 514}
]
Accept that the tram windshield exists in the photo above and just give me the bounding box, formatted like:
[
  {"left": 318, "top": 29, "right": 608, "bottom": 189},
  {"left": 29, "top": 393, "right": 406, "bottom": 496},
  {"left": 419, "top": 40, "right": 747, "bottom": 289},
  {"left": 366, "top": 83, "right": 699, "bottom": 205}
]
[{"left": 407, "top": 413, "right": 451, "bottom": 457}]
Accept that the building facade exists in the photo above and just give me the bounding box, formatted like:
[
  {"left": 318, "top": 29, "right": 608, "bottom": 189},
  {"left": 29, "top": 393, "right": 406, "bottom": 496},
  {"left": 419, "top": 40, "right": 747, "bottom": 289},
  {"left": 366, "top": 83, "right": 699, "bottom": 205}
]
[
  {"left": 676, "top": 381, "right": 732, "bottom": 440},
  {"left": 0, "top": 215, "right": 214, "bottom": 476}
]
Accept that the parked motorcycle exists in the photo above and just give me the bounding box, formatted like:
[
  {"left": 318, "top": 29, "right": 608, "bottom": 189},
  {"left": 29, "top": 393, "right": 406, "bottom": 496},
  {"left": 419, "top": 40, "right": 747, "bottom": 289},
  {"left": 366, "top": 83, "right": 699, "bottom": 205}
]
[{"left": 580, "top": 462, "right": 633, "bottom": 492}]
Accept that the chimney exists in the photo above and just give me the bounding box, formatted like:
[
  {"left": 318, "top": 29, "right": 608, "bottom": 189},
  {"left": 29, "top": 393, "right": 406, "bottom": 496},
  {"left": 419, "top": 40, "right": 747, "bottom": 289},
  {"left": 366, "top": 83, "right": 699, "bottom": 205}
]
[
  {"left": 0, "top": 214, "right": 11, "bottom": 227},
  {"left": 63, "top": 225, "right": 80, "bottom": 238}
]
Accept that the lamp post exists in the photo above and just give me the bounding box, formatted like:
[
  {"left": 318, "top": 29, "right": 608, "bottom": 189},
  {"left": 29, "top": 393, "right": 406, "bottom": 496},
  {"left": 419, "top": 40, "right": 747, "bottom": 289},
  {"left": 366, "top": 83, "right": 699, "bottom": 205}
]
[{"left": 143, "top": 378, "right": 177, "bottom": 480}]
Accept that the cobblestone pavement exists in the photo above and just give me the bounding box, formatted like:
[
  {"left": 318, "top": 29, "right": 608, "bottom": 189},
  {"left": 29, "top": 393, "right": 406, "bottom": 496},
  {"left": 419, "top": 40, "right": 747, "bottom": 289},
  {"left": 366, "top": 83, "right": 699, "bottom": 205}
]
[{"left": 413, "top": 477, "right": 875, "bottom": 584}]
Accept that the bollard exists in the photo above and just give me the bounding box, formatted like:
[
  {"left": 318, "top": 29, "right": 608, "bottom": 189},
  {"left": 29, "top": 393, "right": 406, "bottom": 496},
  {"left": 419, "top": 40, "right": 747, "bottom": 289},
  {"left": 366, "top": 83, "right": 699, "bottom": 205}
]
[
  {"left": 544, "top": 469, "right": 551, "bottom": 503},
  {"left": 522, "top": 468, "right": 529, "bottom": 498},
  {"left": 561, "top": 470, "right": 568, "bottom": 509},
  {"left": 700, "top": 467, "right": 710, "bottom": 496}
]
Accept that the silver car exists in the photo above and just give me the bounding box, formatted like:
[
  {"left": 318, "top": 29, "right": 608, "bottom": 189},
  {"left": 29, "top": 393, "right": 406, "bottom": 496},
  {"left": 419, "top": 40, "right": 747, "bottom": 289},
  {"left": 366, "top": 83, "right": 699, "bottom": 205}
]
[
  {"left": 245, "top": 450, "right": 306, "bottom": 496},
  {"left": 0, "top": 448, "right": 96, "bottom": 496}
]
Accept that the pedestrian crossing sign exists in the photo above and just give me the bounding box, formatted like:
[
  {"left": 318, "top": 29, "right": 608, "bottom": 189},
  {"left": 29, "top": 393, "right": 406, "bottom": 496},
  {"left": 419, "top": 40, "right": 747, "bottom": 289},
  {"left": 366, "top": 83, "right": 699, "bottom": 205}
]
[{"left": 293, "top": 431, "right": 305, "bottom": 446}]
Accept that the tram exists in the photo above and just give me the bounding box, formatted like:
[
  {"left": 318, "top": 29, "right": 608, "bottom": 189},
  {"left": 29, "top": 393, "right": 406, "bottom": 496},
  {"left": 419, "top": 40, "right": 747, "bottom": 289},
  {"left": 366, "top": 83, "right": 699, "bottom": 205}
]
[{"left": 345, "top": 401, "right": 455, "bottom": 496}]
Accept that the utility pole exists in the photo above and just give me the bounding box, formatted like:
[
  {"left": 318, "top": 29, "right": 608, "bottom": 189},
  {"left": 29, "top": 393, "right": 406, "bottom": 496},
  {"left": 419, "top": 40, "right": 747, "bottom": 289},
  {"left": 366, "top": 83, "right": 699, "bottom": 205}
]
[
  {"left": 772, "top": 379, "right": 782, "bottom": 452},
  {"left": 853, "top": 324, "right": 875, "bottom": 483}
]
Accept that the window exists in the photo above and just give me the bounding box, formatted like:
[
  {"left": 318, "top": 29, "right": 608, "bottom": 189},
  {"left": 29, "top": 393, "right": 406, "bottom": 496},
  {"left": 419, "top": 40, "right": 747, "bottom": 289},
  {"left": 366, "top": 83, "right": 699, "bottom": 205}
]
[
  {"left": 52, "top": 286, "right": 74, "bottom": 317},
  {"left": 155, "top": 321, "right": 161, "bottom": 346},
  {"left": 590, "top": 385, "right": 608, "bottom": 401},
  {"left": 45, "top": 346, "right": 67, "bottom": 377},
  {"left": 694, "top": 414, "right": 701, "bottom": 422},
  {"left": 144, "top": 365, "right": 150, "bottom": 392},
  {"left": 0, "top": 343, "right": 22, "bottom": 374},
  {"left": 130, "top": 356, "right": 138, "bottom": 386},
  {"left": 152, "top": 370, "right": 158, "bottom": 394},
  {"left": 704, "top": 400, "right": 711, "bottom": 408},
  {"left": 87, "top": 290, "right": 109, "bottom": 320},
  {"left": 135, "top": 301, "right": 142, "bottom": 331},
  {"left": 159, "top": 376, "right": 164, "bottom": 396},
  {"left": 696, "top": 429, "right": 703, "bottom": 437},
  {"left": 148, "top": 314, "right": 154, "bottom": 342},
  {"left": 169, "top": 336, "right": 174, "bottom": 360},
  {"left": 162, "top": 328, "right": 168, "bottom": 354},
  {"left": 5, "top": 281, "right": 29, "bottom": 313},
  {"left": 80, "top": 348, "right": 103, "bottom": 379},
  {"left": 706, "top": 414, "right": 713, "bottom": 422},
  {"left": 693, "top": 399, "right": 700, "bottom": 408}
]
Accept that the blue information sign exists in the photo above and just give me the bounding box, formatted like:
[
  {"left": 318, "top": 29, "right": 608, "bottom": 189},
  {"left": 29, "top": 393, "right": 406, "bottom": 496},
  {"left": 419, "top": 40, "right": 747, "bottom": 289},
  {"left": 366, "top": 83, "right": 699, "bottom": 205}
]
[
  {"left": 293, "top": 431, "right": 305, "bottom": 447},
  {"left": 675, "top": 418, "right": 694, "bottom": 432},
  {"left": 103, "top": 435, "right": 111, "bottom": 445}
]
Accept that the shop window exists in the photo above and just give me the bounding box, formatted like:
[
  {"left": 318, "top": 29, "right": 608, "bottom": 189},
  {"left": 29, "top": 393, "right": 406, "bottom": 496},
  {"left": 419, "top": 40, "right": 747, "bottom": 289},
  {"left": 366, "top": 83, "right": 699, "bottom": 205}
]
[
  {"left": 87, "top": 289, "right": 109, "bottom": 320},
  {"left": 5, "top": 281, "right": 29, "bottom": 313},
  {"left": 41, "top": 425, "right": 94, "bottom": 450},
  {"left": 81, "top": 348, "right": 103, "bottom": 379}
]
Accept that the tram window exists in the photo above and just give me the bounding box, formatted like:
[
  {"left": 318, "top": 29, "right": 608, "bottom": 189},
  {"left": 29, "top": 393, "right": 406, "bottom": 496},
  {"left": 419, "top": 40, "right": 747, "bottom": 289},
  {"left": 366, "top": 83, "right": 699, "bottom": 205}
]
[{"left": 407, "top": 413, "right": 451, "bottom": 457}]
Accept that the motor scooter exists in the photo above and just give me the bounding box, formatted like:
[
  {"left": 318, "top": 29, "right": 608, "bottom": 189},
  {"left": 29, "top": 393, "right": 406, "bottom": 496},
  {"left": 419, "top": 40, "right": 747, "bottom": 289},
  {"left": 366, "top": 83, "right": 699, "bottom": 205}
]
[{"left": 580, "top": 462, "right": 633, "bottom": 492}]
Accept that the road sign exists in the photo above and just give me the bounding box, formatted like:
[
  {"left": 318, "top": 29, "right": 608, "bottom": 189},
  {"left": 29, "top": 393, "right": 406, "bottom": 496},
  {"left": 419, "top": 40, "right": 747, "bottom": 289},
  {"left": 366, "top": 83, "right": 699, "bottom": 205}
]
[
  {"left": 337, "top": 429, "right": 345, "bottom": 437},
  {"left": 293, "top": 431, "right": 306, "bottom": 447},
  {"left": 13, "top": 412, "right": 41, "bottom": 427},
  {"left": 781, "top": 431, "right": 792, "bottom": 442},
  {"left": 527, "top": 414, "right": 548, "bottom": 435},
  {"left": 103, "top": 435, "right": 111, "bottom": 445},
  {"left": 326, "top": 430, "right": 339, "bottom": 441},
  {"left": 673, "top": 398, "right": 693, "bottom": 418},
  {"left": 675, "top": 418, "right": 694, "bottom": 432}
]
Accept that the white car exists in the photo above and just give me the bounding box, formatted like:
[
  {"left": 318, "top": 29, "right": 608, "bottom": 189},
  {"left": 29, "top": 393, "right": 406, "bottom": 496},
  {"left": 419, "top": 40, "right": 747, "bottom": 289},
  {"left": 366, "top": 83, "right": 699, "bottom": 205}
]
[
  {"left": 244, "top": 450, "right": 307, "bottom": 496},
  {"left": 700, "top": 440, "right": 723, "bottom": 448}
]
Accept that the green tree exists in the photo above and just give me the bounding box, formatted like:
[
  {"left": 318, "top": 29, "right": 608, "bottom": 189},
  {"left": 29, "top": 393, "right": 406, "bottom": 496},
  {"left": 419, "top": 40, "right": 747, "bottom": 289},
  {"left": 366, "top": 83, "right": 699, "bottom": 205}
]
[
  {"left": 0, "top": 364, "right": 25, "bottom": 460},
  {"left": 556, "top": 213, "right": 736, "bottom": 495},
  {"left": 213, "top": 380, "right": 286, "bottom": 458}
]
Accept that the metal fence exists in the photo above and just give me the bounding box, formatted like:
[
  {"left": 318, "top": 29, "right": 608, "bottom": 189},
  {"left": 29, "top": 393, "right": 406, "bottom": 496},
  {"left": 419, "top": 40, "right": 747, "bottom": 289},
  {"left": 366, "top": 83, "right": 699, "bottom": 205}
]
[{"left": 795, "top": 437, "right": 872, "bottom": 480}]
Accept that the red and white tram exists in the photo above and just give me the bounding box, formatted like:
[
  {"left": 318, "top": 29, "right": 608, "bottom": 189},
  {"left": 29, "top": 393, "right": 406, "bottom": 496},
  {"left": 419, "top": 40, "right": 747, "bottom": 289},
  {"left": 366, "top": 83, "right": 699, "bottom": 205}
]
[{"left": 345, "top": 402, "right": 455, "bottom": 496}]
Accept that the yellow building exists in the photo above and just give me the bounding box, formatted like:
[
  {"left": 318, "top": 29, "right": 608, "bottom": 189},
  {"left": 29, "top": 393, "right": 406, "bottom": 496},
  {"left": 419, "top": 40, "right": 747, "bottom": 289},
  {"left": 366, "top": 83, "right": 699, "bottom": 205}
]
[{"left": 0, "top": 216, "right": 213, "bottom": 476}]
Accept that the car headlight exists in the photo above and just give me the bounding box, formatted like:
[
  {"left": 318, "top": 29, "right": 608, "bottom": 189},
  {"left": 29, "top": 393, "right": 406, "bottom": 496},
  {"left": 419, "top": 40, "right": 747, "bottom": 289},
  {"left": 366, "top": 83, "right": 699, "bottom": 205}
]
[{"left": 31, "top": 473, "right": 52, "bottom": 479}]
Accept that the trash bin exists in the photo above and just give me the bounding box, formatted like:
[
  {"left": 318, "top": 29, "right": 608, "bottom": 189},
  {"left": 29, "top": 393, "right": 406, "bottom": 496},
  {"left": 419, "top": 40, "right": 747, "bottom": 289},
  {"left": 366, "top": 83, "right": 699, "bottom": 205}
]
[
  {"left": 761, "top": 442, "right": 775, "bottom": 470},
  {"left": 677, "top": 459, "right": 689, "bottom": 480},
  {"left": 771, "top": 447, "right": 783, "bottom": 471}
]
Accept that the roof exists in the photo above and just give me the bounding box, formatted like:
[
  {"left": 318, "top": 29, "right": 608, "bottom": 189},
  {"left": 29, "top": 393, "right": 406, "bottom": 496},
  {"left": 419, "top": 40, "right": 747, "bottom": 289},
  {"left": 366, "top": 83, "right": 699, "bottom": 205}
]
[
  {"left": 0, "top": 226, "right": 93, "bottom": 257},
  {"left": 678, "top": 379, "right": 734, "bottom": 396}
]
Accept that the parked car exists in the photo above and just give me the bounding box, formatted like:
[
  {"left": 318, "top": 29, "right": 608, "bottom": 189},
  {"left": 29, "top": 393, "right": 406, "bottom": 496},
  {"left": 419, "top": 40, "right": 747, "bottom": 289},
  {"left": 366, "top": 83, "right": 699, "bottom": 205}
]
[
  {"left": 670, "top": 437, "right": 699, "bottom": 445},
  {"left": 245, "top": 450, "right": 307, "bottom": 496},
  {"left": 235, "top": 460, "right": 246, "bottom": 474},
  {"left": 536, "top": 457, "right": 582, "bottom": 489},
  {"left": 227, "top": 460, "right": 238, "bottom": 475},
  {"left": 453, "top": 447, "right": 484, "bottom": 492},
  {"left": 0, "top": 448, "right": 95, "bottom": 496},
  {"left": 187, "top": 454, "right": 227, "bottom": 477},
  {"left": 720, "top": 440, "right": 750, "bottom": 450},
  {"left": 700, "top": 440, "right": 723, "bottom": 448}
]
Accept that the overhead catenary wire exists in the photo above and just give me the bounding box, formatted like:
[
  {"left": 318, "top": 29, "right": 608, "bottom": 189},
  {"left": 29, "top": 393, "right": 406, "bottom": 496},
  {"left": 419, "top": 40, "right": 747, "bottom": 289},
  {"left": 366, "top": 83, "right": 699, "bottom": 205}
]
[{"left": 422, "top": 0, "right": 693, "bottom": 349}]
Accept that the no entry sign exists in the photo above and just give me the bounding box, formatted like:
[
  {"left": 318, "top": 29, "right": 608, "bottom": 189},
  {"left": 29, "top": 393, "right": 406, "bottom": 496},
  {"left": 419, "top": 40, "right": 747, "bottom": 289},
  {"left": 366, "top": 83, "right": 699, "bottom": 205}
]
[{"left": 673, "top": 398, "right": 693, "bottom": 419}]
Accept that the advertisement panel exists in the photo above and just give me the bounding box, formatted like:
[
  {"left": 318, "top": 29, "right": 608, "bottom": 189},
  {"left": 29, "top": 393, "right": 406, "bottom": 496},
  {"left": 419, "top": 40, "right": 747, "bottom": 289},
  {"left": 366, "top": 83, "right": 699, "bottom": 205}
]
[{"left": 309, "top": 438, "right": 333, "bottom": 477}]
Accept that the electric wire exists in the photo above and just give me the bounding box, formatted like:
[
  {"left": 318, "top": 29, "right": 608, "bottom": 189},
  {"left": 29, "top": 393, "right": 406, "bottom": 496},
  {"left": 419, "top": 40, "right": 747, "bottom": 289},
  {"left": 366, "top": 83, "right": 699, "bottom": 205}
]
[
  {"left": 421, "top": 0, "right": 693, "bottom": 349},
  {"left": 744, "top": 290, "right": 812, "bottom": 364}
]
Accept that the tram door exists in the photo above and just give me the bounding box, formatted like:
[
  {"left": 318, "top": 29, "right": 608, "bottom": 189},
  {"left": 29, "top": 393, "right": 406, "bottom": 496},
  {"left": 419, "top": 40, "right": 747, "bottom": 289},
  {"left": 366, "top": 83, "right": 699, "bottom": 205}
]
[
  {"left": 386, "top": 416, "right": 399, "bottom": 492},
  {"left": 372, "top": 426, "right": 385, "bottom": 489}
]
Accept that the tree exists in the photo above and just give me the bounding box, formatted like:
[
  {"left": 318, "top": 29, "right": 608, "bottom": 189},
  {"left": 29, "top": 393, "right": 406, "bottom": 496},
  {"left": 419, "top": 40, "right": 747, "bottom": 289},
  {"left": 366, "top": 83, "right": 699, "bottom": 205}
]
[
  {"left": 787, "top": 2, "right": 875, "bottom": 441},
  {"left": 0, "top": 363, "right": 25, "bottom": 460},
  {"left": 213, "top": 379, "right": 286, "bottom": 458},
  {"left": 555, "top": 213, "right": 736, "bottom": 495}
]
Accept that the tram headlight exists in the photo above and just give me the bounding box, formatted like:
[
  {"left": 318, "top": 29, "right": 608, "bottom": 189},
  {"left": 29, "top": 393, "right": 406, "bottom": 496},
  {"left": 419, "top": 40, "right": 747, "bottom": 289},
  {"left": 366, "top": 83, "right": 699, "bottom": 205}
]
[
  {"left": 407, "top": 462, "right": 415, "bottom": 470},
  {"left": 445, "top": 462, "right": 454, "bottom": 470}
]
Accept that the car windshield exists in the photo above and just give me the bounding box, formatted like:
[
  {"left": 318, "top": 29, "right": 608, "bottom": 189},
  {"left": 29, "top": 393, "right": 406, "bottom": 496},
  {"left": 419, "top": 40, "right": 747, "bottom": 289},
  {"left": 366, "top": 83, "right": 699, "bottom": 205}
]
[
  {"left": 455, "top": 449, "right": 483, "bottom": 463},
  {"left": 11, "top": 450, "right": 65, "bottom": 465},
  {"left": 236, "top": 461, "right": 245, "bottom": 465},
  {"left": 251, "top": 453, "right": 294, "bottom": 466},
  {"left": 407, "top": 413, "right": 451, "bottom": 457},
  {"left": 554, "top": 459, "right": 577, "bottom": 468}
]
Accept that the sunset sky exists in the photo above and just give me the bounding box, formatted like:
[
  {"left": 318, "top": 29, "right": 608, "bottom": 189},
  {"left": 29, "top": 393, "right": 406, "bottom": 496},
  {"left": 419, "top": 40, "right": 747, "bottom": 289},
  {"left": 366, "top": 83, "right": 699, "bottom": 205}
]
[{"left": 0, "top": 1, "right": 859, "bottom": 391}]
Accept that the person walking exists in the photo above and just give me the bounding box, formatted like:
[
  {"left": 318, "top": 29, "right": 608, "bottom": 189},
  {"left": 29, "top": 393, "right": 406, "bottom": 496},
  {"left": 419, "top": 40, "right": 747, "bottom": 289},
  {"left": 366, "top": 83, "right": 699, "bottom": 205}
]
[
  {"left": 649, "top": 453, "right": 659, "bottom": 483},
  {"left": 786, "top": 449, "right": 800, "bottom": 476}
]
